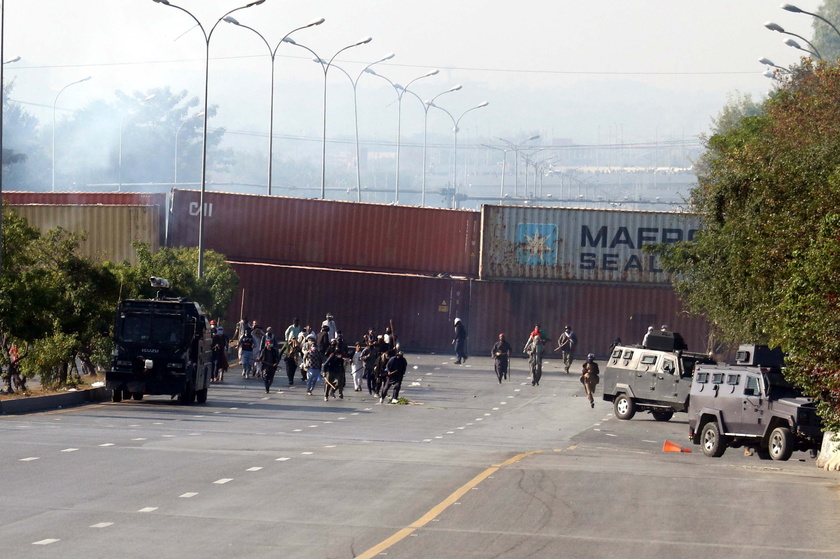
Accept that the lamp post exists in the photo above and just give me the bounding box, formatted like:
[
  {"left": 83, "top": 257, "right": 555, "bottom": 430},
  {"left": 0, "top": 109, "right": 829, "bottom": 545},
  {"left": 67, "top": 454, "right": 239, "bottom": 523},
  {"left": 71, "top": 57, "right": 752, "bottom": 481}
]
[
  {"left": 782, "top": 4, "right": 840, "bottom": 40},
  {"left": 430, "top": 101, "right": 489, "bottom": 209},
  {"left": 223, "top": 17, "right": 325, "bottom": 195},
  {"left": 496, "top": 134, "right": 539, "bottom": 197},
  {"left": 764, "top": 21, "right": 823, "bottom": 59},
  {"left": 482, "top": 144, "right": 511, "bottom": 203},
  {"left": 396, "top": 84, "right": 462, "bottom": 207},
  {"left": 174, "top": 111, "right": 204, "bottom": 184},
  {"left": 118, "top": 93, "right": 155, "bottom": 191},
  {"left": 320, "top": 53, "right": 395, "bottom": 201},
  {"left": 285, "top": 37, "right": 373, "bottom": 199},
  {"left": 366, "top": 69, "right": 439, "bottom": 204},
  {"left": 151, "top": 0, "right": 267, "bottom": 278},
  {"left": 51, "top": 76, "right": 91, "bottom": 192},
  {"left": 759, "top": 56, "right": 792, "bottom": 74}
]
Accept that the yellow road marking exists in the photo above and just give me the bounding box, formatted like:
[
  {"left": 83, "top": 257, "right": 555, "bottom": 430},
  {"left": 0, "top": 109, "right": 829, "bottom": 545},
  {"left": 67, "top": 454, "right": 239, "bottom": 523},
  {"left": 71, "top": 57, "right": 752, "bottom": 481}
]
[{"left": 355, "top": 450, "right": 544, "bottom": 559}]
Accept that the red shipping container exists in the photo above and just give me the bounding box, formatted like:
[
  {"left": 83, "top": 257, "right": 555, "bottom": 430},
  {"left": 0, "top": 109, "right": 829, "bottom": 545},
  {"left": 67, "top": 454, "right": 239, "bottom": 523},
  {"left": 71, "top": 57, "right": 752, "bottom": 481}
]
[
  {"left": 223, "top": 261, "right": 471, "bottom": 353},
  {"left": 170, "top": 189, "right": 480, "bottom": 277}
]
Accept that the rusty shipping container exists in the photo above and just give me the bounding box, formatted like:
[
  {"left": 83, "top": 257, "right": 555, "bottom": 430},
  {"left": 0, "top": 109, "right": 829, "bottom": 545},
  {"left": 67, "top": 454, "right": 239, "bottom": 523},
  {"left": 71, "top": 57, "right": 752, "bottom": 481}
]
[
  {"left": 479, "top": 205, "right": 701, "bottom": 284},
  {"left": 224, "top": 262, "right": 471, "bottom": 353},
  {"left": 9, "top": 204, "right": 160, "bottom": 265},
  {"left": 3, "top": 191, "right": 167, "bottom": 246},
  {"left": 469, "top": 280, "right": 710, "bottom": 360},
  {"left": 169, "top": 189, "right": 480, "bottom": 277}
]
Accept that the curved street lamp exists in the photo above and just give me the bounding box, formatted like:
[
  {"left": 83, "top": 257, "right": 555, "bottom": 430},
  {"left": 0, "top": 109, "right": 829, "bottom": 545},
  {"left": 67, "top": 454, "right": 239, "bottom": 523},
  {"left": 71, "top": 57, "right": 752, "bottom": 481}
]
[
  {"left": 284, "top": 37, "right": 373, "bottom": 199},
  {"left": 175, "top": 111, "right": 204, "bottom": 184},
  {"left": 764, "top": 21, "right": 823, "bottom": 59},
  {"left": 781, "top": 4, "right": 840, "bottom": 41},
  {"left": 51, "top": 76, "right": 92, "bottom": 192},
  {"left": 397, "top": 84, "right": 462, "bottom": 206},
  {"left": 366, "top": 69, "right": 439, "bottom": 204},
  {"left": 496, "top": 134, "right": 539, "bottom": 197},
  {"left": 151, "top": 0, "right": 267, "bottom": 278},
  {"left": 323, "top": 53, "right": 395, "bottom": 201},
  {"left": 224, "top": 16, "right": 325, "bottom": 195},
  {"left": 430, "top": 101, "right": 490, "bottom": 209}
]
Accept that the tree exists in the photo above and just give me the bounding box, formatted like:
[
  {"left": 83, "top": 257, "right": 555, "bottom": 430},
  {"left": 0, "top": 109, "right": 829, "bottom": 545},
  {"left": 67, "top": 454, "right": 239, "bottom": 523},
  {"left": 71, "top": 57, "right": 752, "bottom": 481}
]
[
  {"left": 812, "top": 0, "right": 840, "bottom": 62},
  {"left": 110, "top": 242, "right": 238, "bottom": 321},
  {"left": 652, "top": 59, "right": 840, "bottom": 430}
]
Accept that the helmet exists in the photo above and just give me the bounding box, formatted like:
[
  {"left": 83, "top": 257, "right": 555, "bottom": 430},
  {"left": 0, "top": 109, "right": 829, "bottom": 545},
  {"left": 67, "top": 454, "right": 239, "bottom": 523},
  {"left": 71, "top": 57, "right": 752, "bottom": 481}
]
[
  {"left": 265, "top": 339, "right": 273, "bottom": 347},
  {"left": 587, "top": 353, "right": 595, "bottom": 361}
]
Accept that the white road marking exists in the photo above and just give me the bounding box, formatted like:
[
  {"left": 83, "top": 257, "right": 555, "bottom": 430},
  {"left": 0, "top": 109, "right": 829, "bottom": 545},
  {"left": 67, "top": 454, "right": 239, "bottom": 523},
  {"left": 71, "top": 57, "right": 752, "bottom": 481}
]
[
  {"left": 32, "top": 539, "right": 59, "bottom": 545},
  {"left": 308, "top": 425, "right": 318, "bottom": 428},
  {"left": 293, "top": 429, "right": 302, "bottom": 432},
  {"left": 338, "top": 417, "right": 347, "bottom": 420},
  {"left": 475, "top": 418, "right": 483, "bottom": 421},
  {"left": 99, "top": 443, "right": 114, "bottom": 447},
  {"left": 457, "top": 427, "right": 465, "bottom": 430},
  {"left": 301, "top": 452, "right": 314, "bottom": 455},
  {"left": 90, "top": 522, "right": 113, "bottom": 528},
  {"left": 492, "top": 407, "right": 499, "bottom": 411},
  {"left": 61, "top": 448, "right": 78, "bottom": 452},
  {"left": 153, "top": 422, "right": 163, "bottom": 425},
  {"left": 180, "top": 492, "right": 198, "bottom": 498},
  {"left": 447, "top": 431, "right": 454, "bottom": 434},
  {"left": 276, "top": 457, "right": 290, "bottom": 461},
  {"left": 162, "top": 435, "right": 175, "bottom": 438},
  {"left": 138, "top": 507, "right": 158, "bottom": 513},
  {"left": 129, "top": 424, "right": 139, "bottom": 427},
  {"left": 324, "top": 445, "right": 336, "bottom": 448},
  {"left": 131, "top": 438, "right": 147, "bottom": 441},
  {"left": 423, "top": 439, "right": 433, "bottom": 442},
  {"left": 605, "top": 433, "right": 618, "bottom": 437},
  {"left": 20, "top": 457, "right": 39, "bottom": 462},
  {"left": 484, "top": 413, "right": 491, "bottom": 416},
  {"left": 214, "top": 478, "right": 233, "bottom": 484},
  {"left": 435, "top": 436, "right": 444, "bottom": 439},
  {"left": 246, "top": 467, "right": 263, "bottom": 472}
]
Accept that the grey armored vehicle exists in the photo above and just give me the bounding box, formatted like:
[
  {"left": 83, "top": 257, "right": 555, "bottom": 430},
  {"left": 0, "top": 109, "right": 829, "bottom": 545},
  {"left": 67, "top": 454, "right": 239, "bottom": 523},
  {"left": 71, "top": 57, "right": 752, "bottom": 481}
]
[
  {"left": 602, "top": 331, "right": 715, "bottom": 421},
  {"left": 687, "top": 344, "right": 823, "bottom": 460}
]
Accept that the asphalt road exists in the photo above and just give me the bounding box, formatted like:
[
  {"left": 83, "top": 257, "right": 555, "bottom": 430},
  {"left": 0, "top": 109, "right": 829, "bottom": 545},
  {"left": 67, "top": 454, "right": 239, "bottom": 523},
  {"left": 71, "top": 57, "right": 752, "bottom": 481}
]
[{"left": 1, "top": 354, "right": 838, "bottom": 559}]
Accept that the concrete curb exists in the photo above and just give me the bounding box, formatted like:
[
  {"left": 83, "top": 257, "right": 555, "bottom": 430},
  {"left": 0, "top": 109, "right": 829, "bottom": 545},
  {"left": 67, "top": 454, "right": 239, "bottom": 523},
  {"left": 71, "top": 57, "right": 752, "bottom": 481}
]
[{"left": 0, "top": 387, "right": 110, "bottom": 415}]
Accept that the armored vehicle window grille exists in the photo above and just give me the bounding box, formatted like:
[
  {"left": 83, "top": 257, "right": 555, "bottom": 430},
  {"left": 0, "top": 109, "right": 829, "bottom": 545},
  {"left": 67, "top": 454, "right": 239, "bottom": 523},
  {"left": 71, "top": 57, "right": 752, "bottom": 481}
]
[
  {"left": 726, "top": 374, "right": 740, "bottom": 386},
  {"left": 745, "top": 376, "right": 760, "bottom": 395},
  {"left": 640, "top": 355, "right": 657, "bottom": 365},
  {"left": 611, "top": 348, "right": 622, "bottom": 359},
  {"left": 712, "top": 373, "right": 725, "bottom": 384},
  {"left": 622, "top": 350, "right": 634, "bottom": 360},
  {"left": 696, "top": 372, "right": 709, "bottom": 383}
]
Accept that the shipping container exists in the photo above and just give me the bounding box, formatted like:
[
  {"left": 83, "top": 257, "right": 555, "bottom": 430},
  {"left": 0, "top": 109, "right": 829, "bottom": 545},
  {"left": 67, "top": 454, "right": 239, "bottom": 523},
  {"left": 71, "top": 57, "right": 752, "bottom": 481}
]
[
  {"left": 2, "top": 191, "right": 167, "bottom": 246},
  {"left": 223, "top": 261, "right": 471, "bottom": 353},
  {"left": 8, "top": 204, "right": 160, "bottom": 265},
  {"left": 169, "top": 189, "right": 480, "bottom": 277},
  {"left": 469, "top": 279, "right": 709, "bottom": 360},
  {"left": 479, "top": 205, "right": 701, "bottom": 284}
]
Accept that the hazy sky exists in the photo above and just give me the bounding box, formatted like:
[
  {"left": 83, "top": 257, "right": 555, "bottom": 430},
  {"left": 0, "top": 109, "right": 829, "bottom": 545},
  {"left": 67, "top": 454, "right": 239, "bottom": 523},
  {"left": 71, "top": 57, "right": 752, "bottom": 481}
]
[{"left": 2, "top": 0, "right": 826, "bottom": 151}]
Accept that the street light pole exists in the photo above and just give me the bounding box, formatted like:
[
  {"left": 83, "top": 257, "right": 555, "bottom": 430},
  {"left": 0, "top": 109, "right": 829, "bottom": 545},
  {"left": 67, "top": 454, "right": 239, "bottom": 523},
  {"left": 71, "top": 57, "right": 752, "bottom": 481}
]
[
  {"left": 396, "top": 85, "right": 462, "bottom": 207},
  {"left": 152, "top": 0, "right": 267, "bottom": 278},
  {"left": 175, "top": 111, "right": 204, "bottom": 184},
  {"left": 482, "top": 144, "right": 510, "bottom": 203},
  {"left": 285, "top": 37, "right": 373, "bottom": 200},
  {"left": 431, "top": 101, "right": 489, "bottom": 209},
  {"left": 366, "top": 69, "right": 439, "bottom": 204},
  {"left": 322, "top": 53, "right": 395, "bottom": 202},
  {"left": 51, "top": 76, "right": 91, "bottom": 192},
  {"left": 496, "top": 134, "right": 539, "bottom": 197},
  {"left": 782, "top": 4, "right": 840, "bottom": 41},
  {"left": 224, "top": 17, "right": 325, "bottom": 195},
  {"left": 765, "top": 21, "right": 823, "bottom": 59}
]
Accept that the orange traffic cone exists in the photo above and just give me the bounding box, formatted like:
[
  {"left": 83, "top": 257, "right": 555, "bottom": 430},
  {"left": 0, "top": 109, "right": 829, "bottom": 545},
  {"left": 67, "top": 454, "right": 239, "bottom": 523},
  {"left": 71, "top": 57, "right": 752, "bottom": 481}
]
[{"left": 662, "top": 440, "right": 692, "bottom": 453}]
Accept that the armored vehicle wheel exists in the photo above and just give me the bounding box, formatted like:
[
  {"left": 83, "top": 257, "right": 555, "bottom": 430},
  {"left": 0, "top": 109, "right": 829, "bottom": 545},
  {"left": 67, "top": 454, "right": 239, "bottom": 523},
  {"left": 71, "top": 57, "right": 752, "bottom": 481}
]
[
  {"left": 769, "top": 427, "right": 794, "bottom": 461},
  {"left": 122, "top": 389, "right": 133, "bottom": 401},
  {"left": 651, "top": 410, "right": 674, "bottom": 422},
  {"left": 701, "top": 421, "right": 727, "bottom": 457},
  {"left": 614, "top": 394, "right": 636, "bottom": 420},
  {"left": 700, "top": 421, "right": 729, "bottom": 458},
  {"left": 195, "top": 388, "right": 208, "bottom": 404},
  {"left": 131, "top": 392, "right": 143, "bottom": 401},
  {"left": 111, "top": 389, "right": 122, "bottom": 403},
  {"left": 756, "top": 446, "right": 772, "bottom": 460}
]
